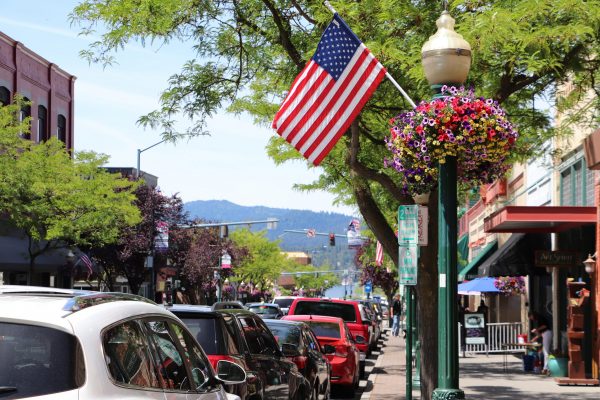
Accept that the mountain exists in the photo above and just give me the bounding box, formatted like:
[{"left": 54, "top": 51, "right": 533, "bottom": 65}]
[{"left": 184, "top": 200, "right": 354, "bottom": 249}]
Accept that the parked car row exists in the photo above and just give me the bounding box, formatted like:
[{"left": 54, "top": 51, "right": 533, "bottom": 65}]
[{"left": 0, "top": 287, "right": 382, "bottom": 400}]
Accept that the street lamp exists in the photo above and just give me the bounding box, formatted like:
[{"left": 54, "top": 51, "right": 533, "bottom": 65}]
[
  {"left": 422, "top": 9, "right": 471, "bottom": 400},
  {"left": 136, "top": 138, "right": 169, "bottom": 179}
]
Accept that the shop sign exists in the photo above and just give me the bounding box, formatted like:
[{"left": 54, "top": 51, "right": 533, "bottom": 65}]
[
  {"left": 464, "top": 312, "right": 486, "bottom": 345},
  {"left": 534, "top": 250, "right": 578, "bottom": 267}
]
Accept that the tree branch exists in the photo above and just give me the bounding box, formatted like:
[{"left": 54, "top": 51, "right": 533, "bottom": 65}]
[
  {"left": 290, "top": 0, "right": 317, "bottom": 24},
  {"left": 260, "top": 0, "right": 304, "bottom": 69}
]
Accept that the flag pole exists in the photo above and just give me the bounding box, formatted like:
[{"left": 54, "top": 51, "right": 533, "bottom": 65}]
[{"left": 322, "top": 1, "right": 417, "bottom": 108}]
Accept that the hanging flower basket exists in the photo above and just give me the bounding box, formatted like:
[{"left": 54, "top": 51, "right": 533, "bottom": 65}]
[
  {"left": 494, "top": 276, "right": 526, "bottom": 295},
  {"left": 385, "top": 86, "right": 518, "bottom": 195}
]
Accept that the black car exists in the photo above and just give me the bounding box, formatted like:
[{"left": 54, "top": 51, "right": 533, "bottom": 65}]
[
  {"left": 264, "top": 319, "right": 331, "bottom": 400},
  {"left": 246, "top": 303, "right": 284, "bottom": 319},
  {"left": 169, "top": 305, "right": 305, "bottom": 400}
]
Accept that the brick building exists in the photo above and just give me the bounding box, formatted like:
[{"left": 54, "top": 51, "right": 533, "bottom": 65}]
[
  {"left": 0, "top": 31, "right": 75, "bottom": 148},
  {"left": 0, "top": 31, "right": 76, "bottom": 287}
]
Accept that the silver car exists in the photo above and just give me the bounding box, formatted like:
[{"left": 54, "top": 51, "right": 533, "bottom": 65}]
[{"left": 0, "top": 286, "right": 245, "bottom": 400}]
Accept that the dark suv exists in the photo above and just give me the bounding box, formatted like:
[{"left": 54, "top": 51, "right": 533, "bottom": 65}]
[{"left": 168, "top": 305, "right": 305, "bottom": 400}]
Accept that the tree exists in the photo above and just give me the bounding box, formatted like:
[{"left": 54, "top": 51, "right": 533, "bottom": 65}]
[
  {"left": 70, "top": 1, "right": 600, "bottom": 396},
  {"left": 0, "top": 100, "right": 142, "bottom": 284},
  {"left": 355, "top": 243, "right": 399, "bottom": 312},
  {"left": 291, "top": 263, "right": 339, "bottom": 296},
  {"left": 93, "top": 185, "right": 188, "bottom": 296},
  {"left": 181, "top": 228, "right": 249, "bottom": 304},
  {"left": 229, "top": 228, "right": 292, "bottom": 288}
]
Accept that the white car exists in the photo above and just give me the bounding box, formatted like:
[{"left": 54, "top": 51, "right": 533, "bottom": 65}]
[
  {"left": 271, "top": 296, "right": 297, "bottom": 315},
  {"left": 0, "top": 285, "right": 245, "bottom": 400}
]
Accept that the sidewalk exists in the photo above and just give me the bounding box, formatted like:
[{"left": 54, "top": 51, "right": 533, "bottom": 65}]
[{"left": 367, "top": 332, "right": 600, "bottom": 399}]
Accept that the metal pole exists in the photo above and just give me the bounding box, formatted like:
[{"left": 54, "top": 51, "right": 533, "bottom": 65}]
[
  {"left": 432, "top": 156, "right": 464, "bottom": 400},
  {"left": 405, "top": 285, "right": 413, "bottom": 400},
  {"left": 412, "top": 289, "right": 421, "bottom": 388},
  {"left": 136, "top": 149, "right": 141, "bottom": 178}
]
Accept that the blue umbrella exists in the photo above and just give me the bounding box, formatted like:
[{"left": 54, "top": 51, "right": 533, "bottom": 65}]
[{"left": 457, "top": 277, "right": 500, "bottom": 295}]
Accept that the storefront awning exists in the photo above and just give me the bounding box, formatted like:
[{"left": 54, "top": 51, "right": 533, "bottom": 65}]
[
  {"left": 478, "top": 233, "right": 550, "bottom": 277},
  {"left": 484, "top": 206, "right": 596, "bottom": 233},
  {"left": 458, "top": 240, "right": 497, "bottom": 282}
]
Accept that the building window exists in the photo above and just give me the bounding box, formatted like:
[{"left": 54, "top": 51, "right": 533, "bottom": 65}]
[
  {"left": 57, "top": 114, "right": 66, "bottom": 144},
  {"left": 560, "top": 157, "right": 595, "bottom": 206},
  {"left": 38, "top": 105, "right": 48, "bottom": 142},
  {"left": 0, "top": 86, "right": 10, "bottom": 106},
  {"left": 19, "top": 97, "right": 31, "bottom": 140}
]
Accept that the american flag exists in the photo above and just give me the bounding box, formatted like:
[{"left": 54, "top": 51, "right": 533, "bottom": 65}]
[
  {"left": 375, "top": 241, "right": 384, "bottom": 266},
  {"left": 79, "top": 253, "right": 94, "bottom": 279},
  {"left": 272, "top": 14, "right": 386, "bottom": 165}
]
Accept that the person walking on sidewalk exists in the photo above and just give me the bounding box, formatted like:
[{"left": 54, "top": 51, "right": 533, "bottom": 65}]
[{"left": 391, "top": 294, "right": 402, "bottom": 336}]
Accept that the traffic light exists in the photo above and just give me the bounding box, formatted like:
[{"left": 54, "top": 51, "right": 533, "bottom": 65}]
[{"left": 329, "top": 233, "right": 336, "bottom": 246}]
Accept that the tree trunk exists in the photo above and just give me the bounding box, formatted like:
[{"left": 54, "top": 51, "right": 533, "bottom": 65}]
[{"left": 416, "top": 189, "right": 439, "bottom": 399}]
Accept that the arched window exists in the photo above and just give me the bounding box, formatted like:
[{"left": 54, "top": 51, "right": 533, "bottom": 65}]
[
  {"left": 57, "top": 114, "right": 67, "bottom": 144},
  {"left": 37, "top": 105, "right": 48, "bottom": 142},
  {"left": 20, "top": 97, "right": 31, "bottom": 140},
  {"left": 0, "top": 86, "right": 10, "bottom": 106}
]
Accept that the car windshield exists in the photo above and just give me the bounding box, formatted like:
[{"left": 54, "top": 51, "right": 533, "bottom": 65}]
[
  {"left": 176, "top": 315, "right": 219, "bottom": 354},
  {"left": 266, "top": 324, "right": 301, "bottom": 345},
  {"left": 249, "top": 305, "right": 278, "bottom": 314},
  {"left": 305, "top": 321, "right": 341, "bottom": 339},
  {"left": 273, "top": 298, "right": 294, "bottom": 308},
  {"left": 294, "top": 301, "right": 356, "bottom": 322},
  {"left": 0, "top": 322, "right": 84, "bottom": 399}
]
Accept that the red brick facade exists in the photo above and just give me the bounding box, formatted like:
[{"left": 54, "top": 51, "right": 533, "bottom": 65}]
[{"left": 0, "top": 31, "right": 75, "bottom": 149}]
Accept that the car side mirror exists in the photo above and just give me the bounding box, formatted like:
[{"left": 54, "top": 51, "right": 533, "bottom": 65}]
[
  {"left": 281, "top": 343, "right": 300, "bottom": 357},
  {"left": 322, "top": 344, "right": 336, "bottom": 354},
  {"left": 216, "top": 360, "right": 247, "bottom": 384},
  {"left": 354, "top": 335, "right": 366, "bottom": 345}
]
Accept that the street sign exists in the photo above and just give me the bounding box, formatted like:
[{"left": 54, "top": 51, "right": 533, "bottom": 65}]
[
  {"left": 364, "top": 281, "right": 372, "bottom": 293},
  {"left": 399, "top": 245, "right": 418, "bottom": 285},
  {"left": 398, "top": 205, "right": 419, "bottom": 245}
]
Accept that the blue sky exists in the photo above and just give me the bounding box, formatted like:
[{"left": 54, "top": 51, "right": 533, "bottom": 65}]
[{"left": 0, "top": 1, "right": 355, "bottom": 215}]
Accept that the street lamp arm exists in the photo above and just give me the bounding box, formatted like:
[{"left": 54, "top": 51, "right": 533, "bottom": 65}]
[
  {"left": 140, "top": 138, "right": 170, "bottom": 153},
  {"left": 136, "top": 138, "right": 171, "bottom": 179}
]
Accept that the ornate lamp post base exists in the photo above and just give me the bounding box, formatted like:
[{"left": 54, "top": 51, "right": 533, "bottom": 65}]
[{"left": 432, "top": 388, "right": 465, "bottom": 400}]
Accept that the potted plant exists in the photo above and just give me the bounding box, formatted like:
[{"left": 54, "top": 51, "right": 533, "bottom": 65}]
[{"left": 385, "top": 86, "right": 518, "bottom": 196}]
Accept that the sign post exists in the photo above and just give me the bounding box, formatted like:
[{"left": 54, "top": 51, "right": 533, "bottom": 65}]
[{"left": 398, "top": 205, "right": 422, "bottom": 399}]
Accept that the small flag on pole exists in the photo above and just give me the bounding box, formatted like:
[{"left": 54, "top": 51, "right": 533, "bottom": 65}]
[
  {"left": 375, "top": 241, "right": 384, "bottom": 266},
  {"left": 272, "top": 13, "right": 386, "bottom": 165},
  {"left": 79, "top": 253, "right": 94, "bottom": 279}
]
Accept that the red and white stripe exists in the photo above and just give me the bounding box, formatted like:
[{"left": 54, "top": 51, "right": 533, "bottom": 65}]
[
  {"left": 375, "top": 241, "right": 384, "bottom": 266},
  {"left": 272, "top": 44, "right": 386, "bottom": 166}
]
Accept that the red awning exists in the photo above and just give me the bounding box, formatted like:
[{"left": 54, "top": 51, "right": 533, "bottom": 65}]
[{"left": 484, "top": 206, "right": 597, "bottom": 233}]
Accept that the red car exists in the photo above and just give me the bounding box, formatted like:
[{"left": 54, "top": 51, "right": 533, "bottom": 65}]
[
  {"left": 287, "top": 297, "right": 370, "bottom": 377},
  {"left": 283, "top": 315, "right": 360, "bottom": 396}
]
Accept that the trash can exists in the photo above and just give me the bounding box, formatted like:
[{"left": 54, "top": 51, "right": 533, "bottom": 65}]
[{"left": 523, "top": 355, "right": 535, "bottom": 372}]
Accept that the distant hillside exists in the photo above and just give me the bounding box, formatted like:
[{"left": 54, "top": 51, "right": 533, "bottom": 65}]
[{"left": 184, "top": 200, "right": 354, "bottom": 250}]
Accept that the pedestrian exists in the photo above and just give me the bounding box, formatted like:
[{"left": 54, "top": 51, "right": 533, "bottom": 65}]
[
  {"left": 528, "top": 310, "right": 552, "bottom": 374},
  {"left": 391, "top": 294, "right": 402, "bottom": 337}
]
